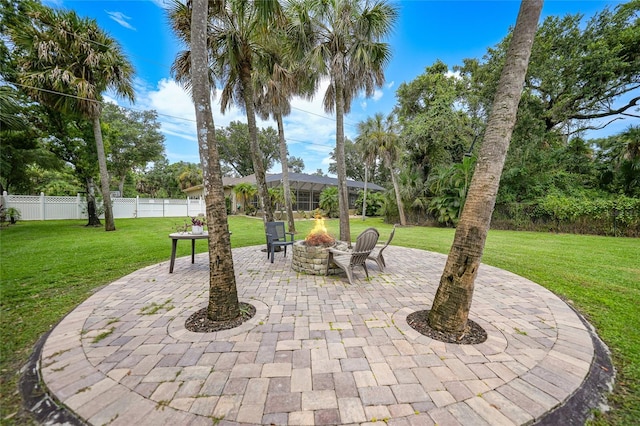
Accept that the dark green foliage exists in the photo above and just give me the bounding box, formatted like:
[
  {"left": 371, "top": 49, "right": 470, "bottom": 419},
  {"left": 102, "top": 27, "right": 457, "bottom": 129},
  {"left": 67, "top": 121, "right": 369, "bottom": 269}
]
[
  {"left": 354, "top": 190, "right": 384, "bottom": 216},
  {"left": 492, "top": 195, "right": 640, "bottom": 237},
  {"left": 216, "top": 121, "right": 280, "bottom": 177},
  {"left": 319, "top": 186, "right": 339, "bottom": 218}
]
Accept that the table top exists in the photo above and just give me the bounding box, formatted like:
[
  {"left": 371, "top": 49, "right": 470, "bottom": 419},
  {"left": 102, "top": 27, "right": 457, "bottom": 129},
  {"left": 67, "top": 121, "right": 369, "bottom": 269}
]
[{"left": 169, "top": 232, "right": 209, "bottom": 240}]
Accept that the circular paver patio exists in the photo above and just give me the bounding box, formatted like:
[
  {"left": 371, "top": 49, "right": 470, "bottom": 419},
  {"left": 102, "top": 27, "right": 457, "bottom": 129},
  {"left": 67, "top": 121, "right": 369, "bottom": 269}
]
[{"left": 39, "top": 245, "right": 598, "bottom": 425}]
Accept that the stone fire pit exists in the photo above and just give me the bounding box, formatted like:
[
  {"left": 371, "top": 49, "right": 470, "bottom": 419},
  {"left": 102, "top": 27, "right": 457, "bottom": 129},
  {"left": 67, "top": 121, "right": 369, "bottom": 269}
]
[{"left": 291, "top": 240, "right": 349, "bottom": 275}]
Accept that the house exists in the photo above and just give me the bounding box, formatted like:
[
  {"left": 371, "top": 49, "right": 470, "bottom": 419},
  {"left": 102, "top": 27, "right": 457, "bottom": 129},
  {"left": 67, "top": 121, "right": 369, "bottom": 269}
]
[{"left": 183, "top": 172, "right": 385, "bottom": 213}]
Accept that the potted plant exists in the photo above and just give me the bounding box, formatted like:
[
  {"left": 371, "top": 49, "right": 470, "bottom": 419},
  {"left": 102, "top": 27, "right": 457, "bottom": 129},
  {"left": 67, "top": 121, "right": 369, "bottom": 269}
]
[
  {"left": 6, "top": 207, "right": 21, "bottom": 224},
  {"left": 191, "top": 215, "right": 205, "bottom": 234}
]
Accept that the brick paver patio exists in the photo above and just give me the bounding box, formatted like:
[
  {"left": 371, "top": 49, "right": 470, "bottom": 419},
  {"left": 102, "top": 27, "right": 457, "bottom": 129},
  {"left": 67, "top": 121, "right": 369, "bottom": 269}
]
[{"left": 40, "top": 245, "right": 595, "bottom": 425}]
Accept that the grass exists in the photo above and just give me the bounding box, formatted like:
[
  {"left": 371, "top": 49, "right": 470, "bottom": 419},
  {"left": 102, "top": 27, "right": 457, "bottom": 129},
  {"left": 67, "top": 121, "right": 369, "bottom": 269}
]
[{"left": 1, "top": 216, "right": 638, "bottom": 424}]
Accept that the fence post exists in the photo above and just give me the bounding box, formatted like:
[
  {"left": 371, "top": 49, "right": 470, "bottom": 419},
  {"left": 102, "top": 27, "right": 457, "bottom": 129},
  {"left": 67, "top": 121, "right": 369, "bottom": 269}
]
[
  {"left": 136, "top": 195, "right": 139, "bottom": 218},
  {"left": 40, "top": 192, "right": 45, "bottom": 220},
  {"left": 187, "top": 196, "right": 190, "bottom": 217},
  {"left": 199, "top": 196, "right": 204, "bottom": 215},
  {"left": 76, "top": 193, "right": 81, "bottom": 219}
]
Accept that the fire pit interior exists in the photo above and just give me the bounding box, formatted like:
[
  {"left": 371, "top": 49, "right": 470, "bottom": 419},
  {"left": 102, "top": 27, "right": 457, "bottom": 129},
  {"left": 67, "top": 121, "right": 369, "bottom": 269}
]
[{"left": 292, "top": 217, "right": 347, "bottom": 275}]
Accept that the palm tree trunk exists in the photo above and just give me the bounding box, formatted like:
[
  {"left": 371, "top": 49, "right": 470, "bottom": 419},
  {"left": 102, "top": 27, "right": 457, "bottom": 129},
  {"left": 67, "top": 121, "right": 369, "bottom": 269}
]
[
  {"left": 118, "top": 174, "right": 126, "bottom": 197},
  {"left": 428, "top": 0, "right": 543, "bottom": 334},
  {"left": 389, "top": 163, "right": 406, "bottom": 226},
  {"left": 362, "top": 164, "right": 368, "bottom": 221},
  {"left": 85, "top": 177, "right": 101, "bottom": 226},
  {"left": 191, "top": 0, "right": 239, "bottom": 322},
  {"left": 241, "top": 67, "right": 274, "bottom": 224},
  {"left": 334, "top": 80, "right": 351, "bottom": 244},
  {"left": 276, "top": 113, "right": 296, "bottom": 233},
  {"left": 93, "top": 116, "right": 115, "bottom": 231}
]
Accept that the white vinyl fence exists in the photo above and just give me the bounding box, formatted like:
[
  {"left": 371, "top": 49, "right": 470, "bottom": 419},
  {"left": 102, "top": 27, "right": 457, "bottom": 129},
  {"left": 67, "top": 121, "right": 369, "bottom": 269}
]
[{"left": 1, "top": 192, "right": 206, "bottom": 221}]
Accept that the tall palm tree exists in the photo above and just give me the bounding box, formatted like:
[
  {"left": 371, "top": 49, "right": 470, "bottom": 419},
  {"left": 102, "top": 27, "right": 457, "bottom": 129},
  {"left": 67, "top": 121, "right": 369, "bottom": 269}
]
[
  {"left": 189, "top": 0, "right": 239, "bottom": 322},
  {"left": 254, "top": 34, "right": 315, "bottom": 234},
  {"left": 357, "top": 113, "right": 406, "bottom": 225},
  {"left": 169, "top": 0, "right": 280, "bottom": 225},
  {"left": 428, "top": 0, "right": 543, "bottom": 335},
  {"left": 11, "top": 4, "right": 134, "bottom": 231},
  {"left": 288, "top": 0, "right": 398, "bottom": 243},
  {"left": 234, "top": 182, "right": 257, "bottom": 213},
  {"left": 355, "top": 117, "right": 379, "bottom": 221}
]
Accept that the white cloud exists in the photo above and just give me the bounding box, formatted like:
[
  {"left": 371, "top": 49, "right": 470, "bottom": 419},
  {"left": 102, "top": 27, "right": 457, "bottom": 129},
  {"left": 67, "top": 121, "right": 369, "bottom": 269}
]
[
  {"left": 116, "top": 75, "right": 352, "bottom": 173},
  {"left": 386, "top": 81, "right": 395, "bottom": 89},
  {"left": 372, "top": 89, "right": 383, "bottom": 101},
  {"left": 105, "top": 11, "right": 136, "bottom": 31},
  {"left": 445, "top": 70, "right": 462, "bottom": 80},
  {"left": 148, "top": 0, "right": 173, "bottom": 9}
]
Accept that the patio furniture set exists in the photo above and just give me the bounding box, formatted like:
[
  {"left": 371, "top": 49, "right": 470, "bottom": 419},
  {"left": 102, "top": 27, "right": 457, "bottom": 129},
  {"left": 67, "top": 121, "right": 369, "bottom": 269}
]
[{"left": 266, "top": 221, "right": 396, "bottom": 285}]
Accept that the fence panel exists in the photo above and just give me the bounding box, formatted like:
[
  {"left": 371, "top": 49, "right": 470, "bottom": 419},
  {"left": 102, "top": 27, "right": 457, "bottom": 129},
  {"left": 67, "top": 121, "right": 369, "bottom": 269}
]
[
  {"left": 187, "top": 198, "right": 205, "bottom": 217},
  {"left": 5, "top": 195, "right": 43, "bottom": 220},
  {"left": 2, "top": 192, "right": 203, "bottom": 221},
  {"left": 136, "top": 199, "right": 166, "bottom": 218},
  {"left": 44, "top": 196, "right": 82, "bottom": 220},
  {"left": 113, "top": 198, "right": 137, "bottom": 218},
  {"left": 165, "top": 199, "right": 189, "bottom": 218}
]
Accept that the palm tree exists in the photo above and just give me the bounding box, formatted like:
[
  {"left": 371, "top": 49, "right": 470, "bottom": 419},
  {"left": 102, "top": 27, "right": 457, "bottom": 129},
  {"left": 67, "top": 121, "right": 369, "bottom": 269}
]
[
  {"left": 189, "top": 0, "right": 239, "bottom": 322},
  {"left": 428, "top": 0, "right": 543, "bottom": 335},
  {"left": 11, "top": 4, "right": 134, "bottom": 231},
  {"left": 355, "top": 118, "right": 379, "bottom": 221},
  {"left": 169, "top": 0, "right": 280, "bottom": 225},
  {"left": 234, "top": 182, "right": 257, "bottom": 213},
  {"left": 319, "top": 186, "right": 339, "bottom": 218},
  {"left": 288, "top": 0, "right": 398, "bottom": 242},
  {"left": 357, "top": 113, "right": 406, "bottom": 225},
  {"left": 254, "top": 34, "right": 315, "bottom": 234}
]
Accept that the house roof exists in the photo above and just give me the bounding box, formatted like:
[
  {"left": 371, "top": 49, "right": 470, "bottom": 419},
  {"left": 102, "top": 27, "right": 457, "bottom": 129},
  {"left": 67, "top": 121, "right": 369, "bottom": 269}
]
[
  {"left": 183, "top": 172, "right": 385, "bottom": 194},
  {"left": 265, "top": 172, "right": 385, "bottom": 192}
]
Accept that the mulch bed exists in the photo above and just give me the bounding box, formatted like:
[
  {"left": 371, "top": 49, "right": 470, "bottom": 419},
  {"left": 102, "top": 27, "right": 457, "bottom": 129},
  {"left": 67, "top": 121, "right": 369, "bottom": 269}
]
[
  {"left": 406, "top": 310, "right": 488, "bottom": 345},
  {"left": 185, "top": 302, "right": 256, "bottom": 333}
]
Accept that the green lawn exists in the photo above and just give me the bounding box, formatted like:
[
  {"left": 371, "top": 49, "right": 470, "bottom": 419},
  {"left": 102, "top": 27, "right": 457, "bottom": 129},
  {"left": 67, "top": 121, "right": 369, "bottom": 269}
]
[{"left": 1, "top": 217, "right": 638, "bottom": 424}]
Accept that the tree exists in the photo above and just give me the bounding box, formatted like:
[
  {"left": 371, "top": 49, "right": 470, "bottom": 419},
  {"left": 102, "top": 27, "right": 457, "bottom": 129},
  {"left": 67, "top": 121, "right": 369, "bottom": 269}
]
[
  {"left": 356, "top": 114, "right": 386, "bottom": 221},
  {"left": 362, "top": 113, "right": 407, "bottom": 226},
  {"left": 254, "top": 31, "right": 315, "bottom": 235},
  {"left": 177, "top": 163, "right": 203, "bottom": 190},
  {"left": 289, "top": 0, "right": 398, "bottom": 243},
  {"left": 329, "top": 138, "right": 365, "bottom": 182},
  {"left": 395, "top": 61, "right": 475, "bottom": 181},
  {"left": 189, "top": 0, "right": 240, "bottom": 321},
  {"left": 0, "top": 87, "right": 59, "bottom": 194},
  {"left": 288, "top": 156, "right": 305, "bottom": 173},
  {"left": 269, "top": 185, "right": 296, "bottom": 219},
  {"left": 135, "top": 159, "right": 186, "bottom": 199},
  {"left": 170, "top": 0, "right": 281, "bottom": 224},
  {"left": 216, "top": 121, "right": 279, "bottom": 177},
  {"left": 234, "top": 182, "right": 257, "bottom": 213},
  {"left": 596, "top": 125, "right": 640, "bottom": 197},
  {"left": 428, "top": 0, "right": 543, "bottom": 335},
  {"left": 471, "top": 2, "right": 639, "bottom": 136},
  {"left": 527, "top": 3, "right": 640, "bottom": 133},
  {"left": 43, "top": 111, "right": 104, "bottom": 225},
  {"left": 319, "top": 186, "right": 339, "bottom": 218},
  {"left": 101, "top": 104, "right": 165, "bottom": 196},
  {"left": 427, "top": 156, "right": 476, "bottom": 226},
  {"left": 10, "top": 4, "right": 134, "bottom": 231}
]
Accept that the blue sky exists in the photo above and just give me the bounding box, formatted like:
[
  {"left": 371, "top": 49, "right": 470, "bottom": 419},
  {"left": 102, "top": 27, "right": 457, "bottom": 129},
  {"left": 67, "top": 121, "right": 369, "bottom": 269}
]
[{"left": 45, "top": 0, "right": 630, "bottom": 175}]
